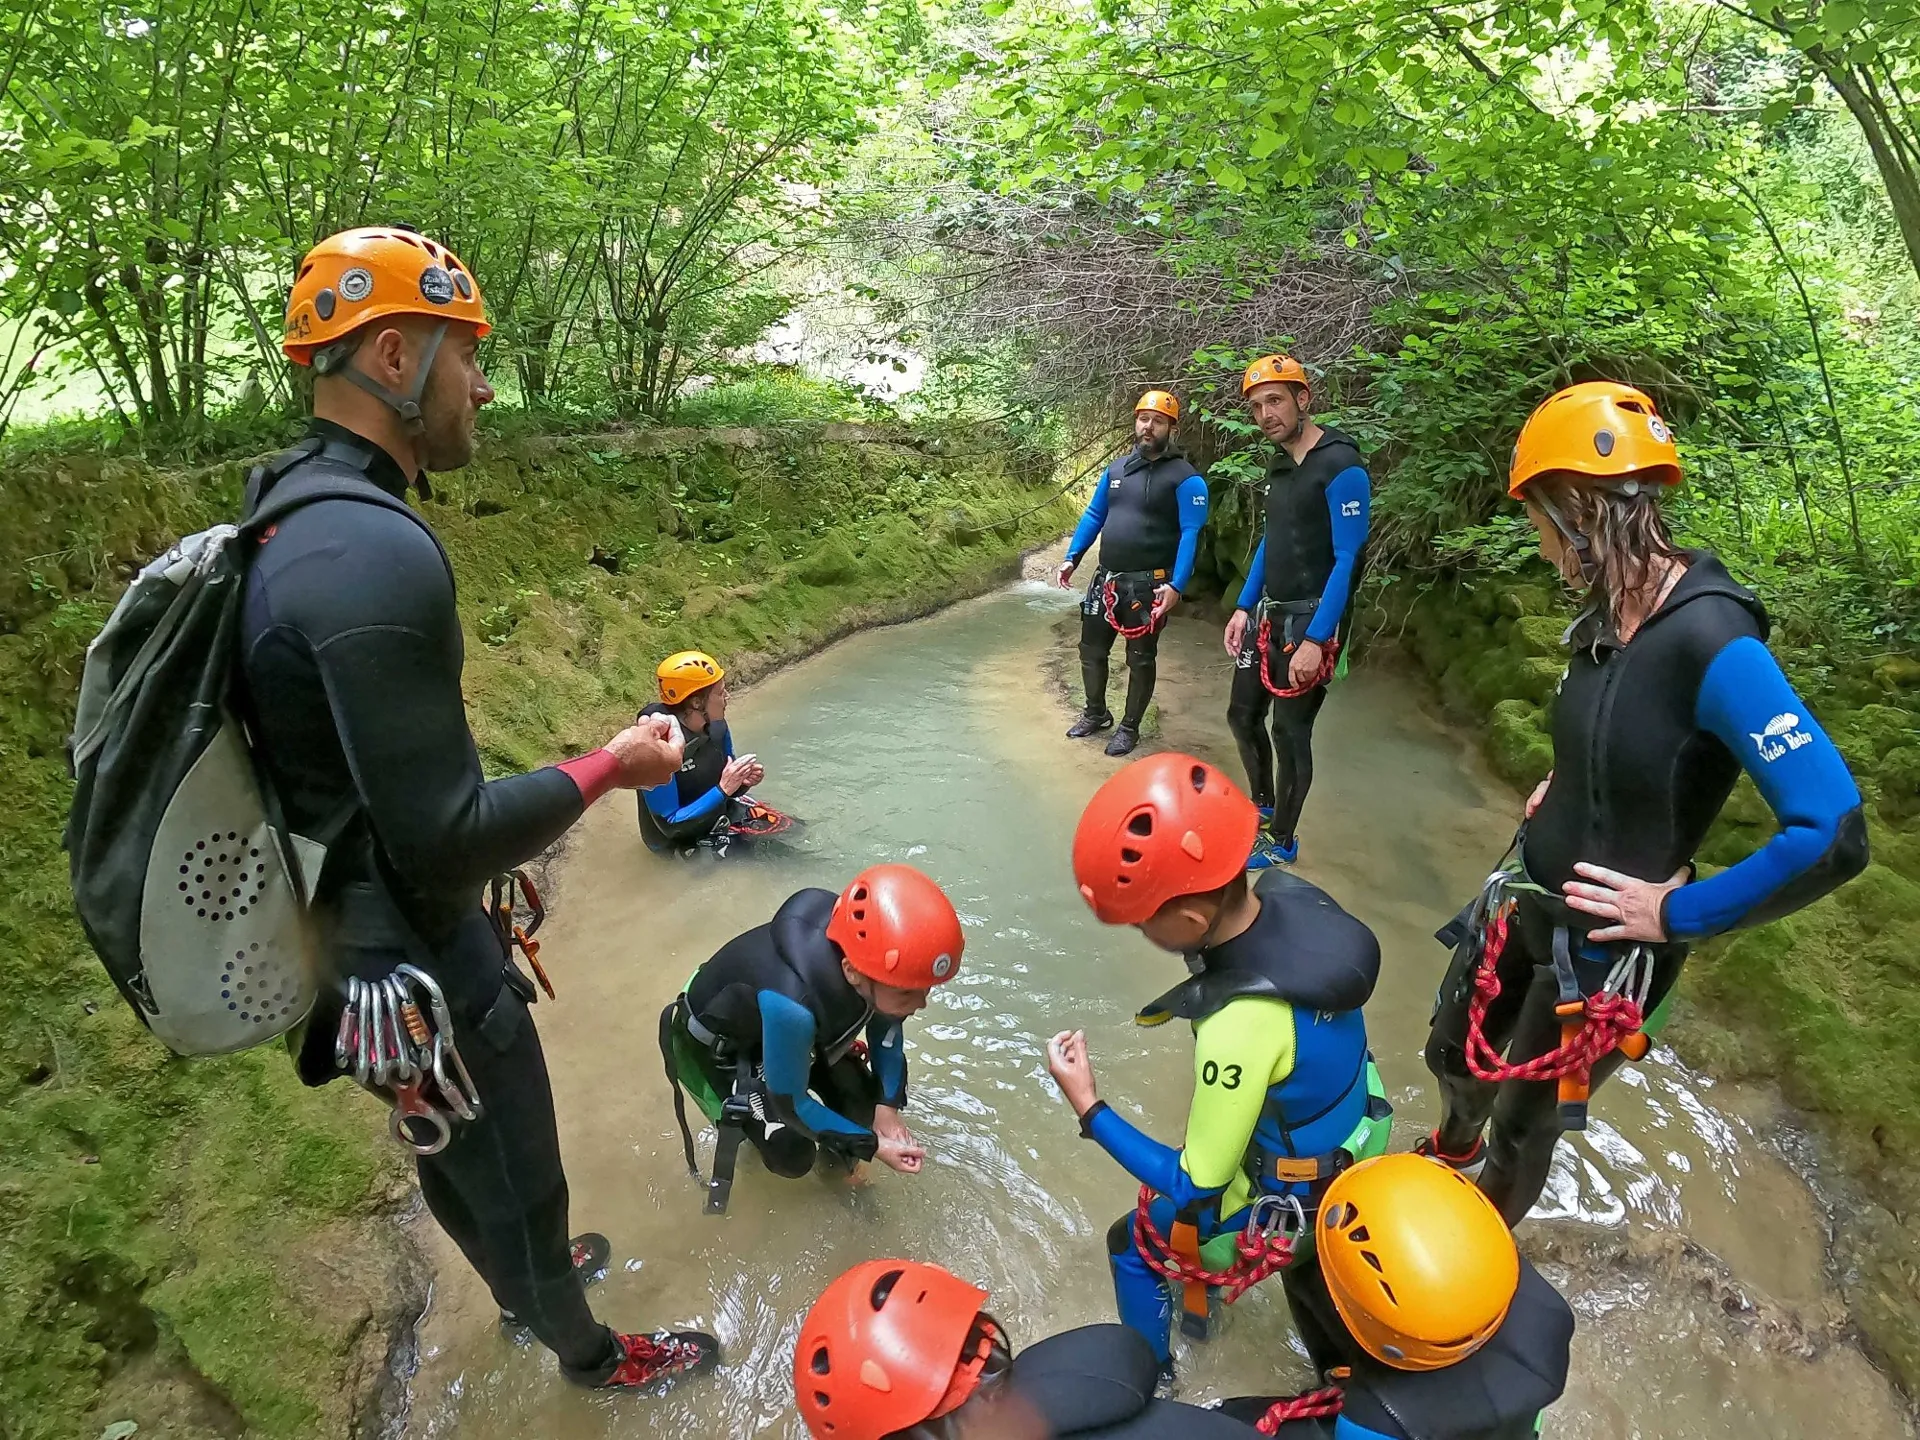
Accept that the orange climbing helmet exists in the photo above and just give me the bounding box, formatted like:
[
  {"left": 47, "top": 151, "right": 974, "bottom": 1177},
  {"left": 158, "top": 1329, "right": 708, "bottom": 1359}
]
[
  {"left": 283, "top": 227, "right": 489, "bottom": 366},
  {"left": 1317, "top": 1154, "right": 1520, "bottom": 1372},
  {"left": 657, "top": 650, "right": 724, "bottom": 705},
  {"left": 1072, "top": 753, "right": 1260, "bottom": 926},
  {"left": 795, "top": 1260, "right": 997, "bottom": 1440},
  {"left": 826, "top": 865, "right": 965, "bottom": 989},
  {"left": 1508, "top": 381, "right": 1682, "bottom": 499},
  {"left": 1242, "top": 353, "right": 1310, "bottom": 395},
  {"left": 1135, "top": 389, "right": 1181, "bottom": 422}
]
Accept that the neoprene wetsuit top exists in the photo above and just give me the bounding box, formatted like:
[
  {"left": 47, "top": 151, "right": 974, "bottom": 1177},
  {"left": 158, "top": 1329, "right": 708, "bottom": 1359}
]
[
  {"left": 1237, "top": 428, "right": 1370, "bottom": 644},
  {"left": 1524, "top": 552, "right": 1867, "bottom": 939},
  {"left": 237, "top": 420, "right": 618, "bottom": 1027},
  {"left": 635, "top": 700, "right": 734, "bottom": 849},
  {"left": 684, "top": 889, "right": 908, "bottom": 1162},
  {"left": 1220, "top": 1258, "right": 1573, "bottom": 1440},
  {"left": 1066, "top": 446, "right": 1211, "bottom": 592},
  {"left": 1080, "top": 872, "right": 1381, "bottom": 1227}
]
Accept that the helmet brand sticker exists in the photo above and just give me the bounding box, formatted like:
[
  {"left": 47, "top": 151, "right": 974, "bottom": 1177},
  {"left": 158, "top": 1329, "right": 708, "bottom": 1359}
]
[
  {"left": 932, "top": 954, "right": 954, "bottom": 979},
  {"left": 419, "top": 266, "right": 456, "bottom": 305},
  {"left": 338, "top": 266, "right": 374, "bottom": 302},
  {"left": 1648, "top": 416, "right": 1671, "bottom": 443}
]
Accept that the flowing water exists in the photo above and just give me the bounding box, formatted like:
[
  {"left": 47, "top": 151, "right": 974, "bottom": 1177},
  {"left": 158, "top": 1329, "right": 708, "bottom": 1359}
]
[{"left": 404, "top": 569, "right": 1915, "bottom": 1439}]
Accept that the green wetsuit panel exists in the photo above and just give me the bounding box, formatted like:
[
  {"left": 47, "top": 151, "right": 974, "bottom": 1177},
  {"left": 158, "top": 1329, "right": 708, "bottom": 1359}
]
[{"left": 1183, "top": 995, "right": 1297, "bottom": 1221}]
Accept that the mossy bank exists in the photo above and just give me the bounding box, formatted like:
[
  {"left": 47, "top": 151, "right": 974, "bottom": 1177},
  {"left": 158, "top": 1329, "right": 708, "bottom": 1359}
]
[
  {"left": 0, "top": 422, "right": 1074, "bottom": 1440},
  {"left": 1392, "top": 572, "right": 1920, "bottom": 1392}
]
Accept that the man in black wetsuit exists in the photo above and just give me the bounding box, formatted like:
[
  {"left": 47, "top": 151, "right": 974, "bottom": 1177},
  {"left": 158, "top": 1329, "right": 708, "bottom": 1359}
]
[
  {"left": 240, "top": 227, "right": 719, "bottom": 1390},
  {"left": 1057, "top": 390, "right": 1211, "bottom": 758},
  {"left": 1223, "top": 356, "right": 1370, "bottom": 868}
]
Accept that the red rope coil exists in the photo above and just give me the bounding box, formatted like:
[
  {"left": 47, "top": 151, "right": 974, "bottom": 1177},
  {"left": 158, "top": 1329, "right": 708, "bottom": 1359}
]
[
  {"left": 1255, "top": 617, "right": 1340, "bottom": 697},
  {"left": 1102, "top": 577, "right": 1160, "bottom": 639},
  {"left": 1257, "top": 1385, "right": 1346, "bottom": 1434},
  {"left": 1462, "top": 906, "right": 1645, "bottom": 1086},
  {"left": 1129, "top": 1184, "right": 1297, "bottom": 1306}
]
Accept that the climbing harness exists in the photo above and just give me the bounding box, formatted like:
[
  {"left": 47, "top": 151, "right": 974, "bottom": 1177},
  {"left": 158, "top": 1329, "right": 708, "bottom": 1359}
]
[
  {"left": 1453, "top": 855, "right": 1655, "bottom": 1132},
  {"left": 659, "top": 995, "right": 762, "bottom": 1215},
  {"left": 1256, "top": 1384, "right": 1346, "bottom": 1435},
  {"left": 490, "top": 868, "right": 552, "bottom": 998},
  {"left": 1255, "top": 598, "right": 1341, "bottom": 698},
  {"left": 335, "top": 965, "right": 483, "bottom": 1155},
  {"left": 1101, "top": 568, "right": 1166, "bottom": 640},
  {"left": 727, "top": 797, "right": 796, "bottom": 841},
  {"left": 1131, "top": 1185, "right": 1306, "bottom": 1337}
]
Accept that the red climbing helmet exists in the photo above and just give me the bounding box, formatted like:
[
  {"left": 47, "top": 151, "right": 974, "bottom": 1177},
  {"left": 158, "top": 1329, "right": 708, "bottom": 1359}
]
[
  {"left": 795, "top": 1259, "right": 993, "bottom": 1440},
  {"left": 826, "top": 864, "right": 965, "bottom": 989},
  {"left": 1072, "top": 753, "right": 1260, "bottom": 926}
]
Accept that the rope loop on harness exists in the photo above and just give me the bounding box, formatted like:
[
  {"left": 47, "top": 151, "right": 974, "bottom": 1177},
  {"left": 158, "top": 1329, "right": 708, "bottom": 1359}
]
[
  {"left": 1130, "top": 1184, "right": 1299, "bottom": 1305},
  {"left": 1461, "top": 897, "right": 1649, "bottom": 1088},
  {"left": 1101, "top": 575, "right": 1160, "bottom": 639},
  {"left": 1256, "top": 1385, "right": 1346, "bottom": 1434},
  {"left": 1255, "top": 613, "right": 1340, "bottom": 697}
]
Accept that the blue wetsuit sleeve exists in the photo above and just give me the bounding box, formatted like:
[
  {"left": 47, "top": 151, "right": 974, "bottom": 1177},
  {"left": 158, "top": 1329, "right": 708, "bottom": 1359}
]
[
  {"left": 1333, "top": 1417, "right": 1395, "bottom": 1440},
  {"left": 1170, "top": 474, "right": 1210, "bottom": 593},
  {"left": 1664, "top": 636, "right": 1868, "bottom": 939},
  {"left": 1085, "top": 1104, "right": 1227, "bottom": 1212},
  {"left": 1237, "top": 538, "right": 1267, "bottom": 611},
  {"left": 1306, "top": 466, "right": 1370, "bottom": 644},
  {"left": 757, "top": 991, "right": 872, "bottom": 1138},
  {"left": 1066, "top": 470, "right": 1112, "bottom": 565},
  {"left": 644, "top": 777, "right": 727, "bottom": 827},
  {"left": 868, "top": 1014, "right": 908, "bottom": 1108}
]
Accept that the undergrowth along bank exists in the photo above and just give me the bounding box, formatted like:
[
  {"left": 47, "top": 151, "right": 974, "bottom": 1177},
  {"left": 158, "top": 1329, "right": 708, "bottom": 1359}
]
[
  {"left": 1389, "top": 570, "right": 1920, "bottom": 1390},
  {"left": 0, "top": 421, "right": 1074, "bottom": 1440}
]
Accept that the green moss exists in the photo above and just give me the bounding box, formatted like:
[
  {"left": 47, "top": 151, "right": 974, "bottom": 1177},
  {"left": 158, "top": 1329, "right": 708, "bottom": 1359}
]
[
  {"left": 1488, "top": 699, "right": 1554, "bottom": 787},
  {"left": 1511, "top": 613, "right": 1569, "bottom": 658},
  {"left": 0, "top": 422, "right": 1073, "bottom": 1440}
]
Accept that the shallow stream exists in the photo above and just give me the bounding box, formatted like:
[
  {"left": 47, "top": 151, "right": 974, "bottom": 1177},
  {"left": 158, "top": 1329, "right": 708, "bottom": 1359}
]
[{"left": 405, "top": 570, "right": 1915, "bottom": 1439}]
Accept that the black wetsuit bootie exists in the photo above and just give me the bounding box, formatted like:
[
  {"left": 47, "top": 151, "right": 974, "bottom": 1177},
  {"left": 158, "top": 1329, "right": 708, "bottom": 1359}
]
[
  {"left": 1105, "top": 723, "right": 1140, "bottom": 757},
  {"left": 1068, "top": 710, "right": 1115, "bottom": 739},
  {"left": 500, "top": 1232, "right": 612, "bottom": 1328}
]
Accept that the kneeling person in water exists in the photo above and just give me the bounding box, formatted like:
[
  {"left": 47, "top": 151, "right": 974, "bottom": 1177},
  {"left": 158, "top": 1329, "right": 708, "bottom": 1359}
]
[
  {"left": 1053, "top": 755, "right": 1390, "bottom": 1376},
  {"left": 662, "top": 864, "right": 963, "bottom": 1210},
  {"left": 795, "top": 1259, "right": 1257, "bottom": 1439},
  {"left": 637, "top": 650, "right": 785, "bottom": 853},
  {"left": 1216, "top": 1154, "right": 1573, "bottom": 1440}
]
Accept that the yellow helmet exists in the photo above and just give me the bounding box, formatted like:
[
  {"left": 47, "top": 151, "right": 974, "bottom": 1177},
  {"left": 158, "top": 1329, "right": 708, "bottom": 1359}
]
[
  {"left": 1242, "top": 354, "right": 1309, "bottom": 396},
  {"left": 1316, "top": 1154, "right": 1520, "bottom": 1372},
  {"left": 657, "top": 650, "right": 724, "bottom": 705},
  {"left": 1134, "top": 390, "right": 1180, "bottom": 422},
  {"left": 1508, "top": 381, "right": 1681, "bottom": 499}
]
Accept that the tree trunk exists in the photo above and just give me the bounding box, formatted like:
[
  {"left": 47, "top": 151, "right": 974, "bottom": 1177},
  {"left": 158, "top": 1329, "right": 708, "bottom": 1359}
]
[{"left": 1823, "top": 64, "right": 1920, "bottom": 285}]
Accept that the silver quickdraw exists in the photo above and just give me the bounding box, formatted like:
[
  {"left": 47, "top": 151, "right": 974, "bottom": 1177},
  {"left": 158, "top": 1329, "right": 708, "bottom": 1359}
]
[{"left": 335, "top": 966, "right": 484, "bottom": 1155}]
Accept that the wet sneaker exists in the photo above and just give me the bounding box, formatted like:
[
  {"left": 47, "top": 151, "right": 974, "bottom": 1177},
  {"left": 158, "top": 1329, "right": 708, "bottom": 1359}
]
[
  {"left": 1245, "top": 835, "right": 1286, "bottom": 871},
  {"left": 594, "top": 1329, "right": 722, "bottom": 1389},
  {"left": 500, "top": 1233, "right": 611, "bottom": 1328},
  {"left": 1415, "top": 1130, "right": 1487, "bottom": 1179},
  {"left": 1271, "top": 835, "right": 1299, "bottom": 865},
  {"left": 1153, "top": 1360, "right": 1179, "bottom": 1399},
  {"left": 1067, "top": 710, "right": 1114, "bottom": 739},
  {"left": 1104, "top": 724, "right": 1140, "bottom": 757}
]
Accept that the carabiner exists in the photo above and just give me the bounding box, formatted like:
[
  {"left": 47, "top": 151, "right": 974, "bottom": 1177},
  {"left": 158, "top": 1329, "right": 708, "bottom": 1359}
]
[{"left": 1248, "top": 1192, "right": 1308, "bottom": 1241}]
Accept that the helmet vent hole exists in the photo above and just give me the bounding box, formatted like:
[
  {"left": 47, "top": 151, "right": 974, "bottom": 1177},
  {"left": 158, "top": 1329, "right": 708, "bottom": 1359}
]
[
  {"left": 869, "top": 1269, "right": 903, "bottom": 1309},
  {"left": 1378, "top": 1280, "right": 1398, "bottom": 1306},
  {"left": 1188, "top": 764, "right": 1207, "bottom": 793},
  {"left": 811, "top": 1346, "right": 832, "bottom": 1377},
  {"left": 815, "top": 1391, "right": 832, "bottom": 1410},
  {"left": 1362, "top": 1250, "right": 1384, "bottom": 1273},
  {"left": 1127, "top": 813, "right": 1154, "bottom": 837},
  {"left": 1348, "top": 1224, "right": 1370, "bottom": 1243},
  {"left": 1120, "top": 847, "right": 1143, "bottom": 865}
]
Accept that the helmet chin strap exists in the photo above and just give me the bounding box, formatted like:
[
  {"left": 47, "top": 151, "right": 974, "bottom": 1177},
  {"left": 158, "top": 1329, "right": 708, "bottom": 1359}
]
[
  {"left": 1532, "top": 490, "right": 1599, "bottom": 587},
  {"left": 314, "top": 320, "right": 450, "bottom": 436}
]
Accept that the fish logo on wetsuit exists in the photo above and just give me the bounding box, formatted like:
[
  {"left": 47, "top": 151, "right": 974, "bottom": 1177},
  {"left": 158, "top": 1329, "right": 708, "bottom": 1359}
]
[{"left": 1752, "top": 712, "right": 1812, "bottom": 763}]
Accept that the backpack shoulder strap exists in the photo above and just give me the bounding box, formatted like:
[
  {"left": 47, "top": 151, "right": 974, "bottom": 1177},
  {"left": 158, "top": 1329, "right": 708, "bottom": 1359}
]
[{"left": 243, "top": 436, "right": 431, "bottom": 536}]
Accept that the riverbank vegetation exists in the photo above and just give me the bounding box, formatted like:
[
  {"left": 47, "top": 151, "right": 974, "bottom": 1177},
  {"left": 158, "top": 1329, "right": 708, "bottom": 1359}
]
[{"left": 4, "top": 0, "right": 1919, "bottom": 1428}]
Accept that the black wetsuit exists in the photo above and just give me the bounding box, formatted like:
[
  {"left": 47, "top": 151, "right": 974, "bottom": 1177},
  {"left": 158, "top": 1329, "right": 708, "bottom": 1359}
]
[
  {"left": 672, "top": 890, "right": 907, "bottom": 1176},
  {"left": 1066, "top": 447, "right": 1210, "bottom": 730},
  {"left": 635, "top": 701, "right": 733, "bottom": 851},
  {"left": 236, "top": 418, "right": 621, "bottom": 1381},
  {"left": 1426, "top": 554, "right": 1866, "bottom": 1223},
  {"left": 920, "top": 1326, "right": 1258, "bottom": 1439},
  {"left": 1228, "top": 429, "right": 1370, "bottom": 843},
  {"left": 1216, "top": 1256, "right": 1573, "bottom": 1439}
]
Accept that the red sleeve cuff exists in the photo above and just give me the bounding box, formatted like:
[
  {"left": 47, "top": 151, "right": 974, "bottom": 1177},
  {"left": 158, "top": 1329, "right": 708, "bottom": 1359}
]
[{"left": 556, "top": 748, "right": 622, "bottom": 807}]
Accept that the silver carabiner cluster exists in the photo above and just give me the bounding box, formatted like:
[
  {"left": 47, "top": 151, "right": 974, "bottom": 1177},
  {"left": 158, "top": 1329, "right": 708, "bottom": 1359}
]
[
  {"left": 333, "top": 966, "right": 485, "bottom": 1155},
  {"left": 1247, "top": 1192, "right": 1309, "bottom": 1242},
  {"left": 1600, "top": 943, "right": 1656, "bottom": 1010}
]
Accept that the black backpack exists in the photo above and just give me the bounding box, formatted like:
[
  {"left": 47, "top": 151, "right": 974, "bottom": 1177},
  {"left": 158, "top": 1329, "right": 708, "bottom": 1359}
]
[{"left": 64, "top": 434, "right": 428, "bottom": 1055}]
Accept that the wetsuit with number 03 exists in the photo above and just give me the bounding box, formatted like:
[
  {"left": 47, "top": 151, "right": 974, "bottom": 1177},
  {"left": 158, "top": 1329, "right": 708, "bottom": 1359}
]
[
  {"left": 1229, "top": 429, "right": 1370, "bottom": 845},
  {"left": 1065, "top": 448, "right": 1210, "bottom": 729},
  {"left": 237, "top": 417, "right": 633, "bottom": 1381},
  {"left": 1080, "top": 873, "right": 1384, "bottom": 1364}
]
